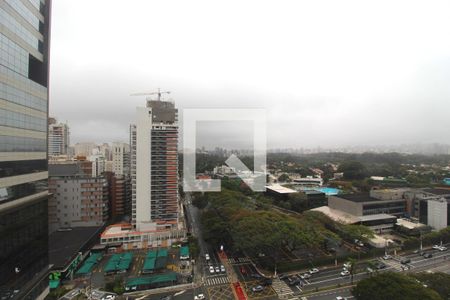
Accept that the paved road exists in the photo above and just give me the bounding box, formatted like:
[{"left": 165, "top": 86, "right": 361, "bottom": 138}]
[
  {"left": 306, "top": 286, "right": 354, "bottom": 300},
  {"left": 277, "top": 244, "right": 450, "bottom": 297}
]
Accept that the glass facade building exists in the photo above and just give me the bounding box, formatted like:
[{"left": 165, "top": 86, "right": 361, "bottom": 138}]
[{"left": 0, "top": 0, "right": 51, "bottom": 299}]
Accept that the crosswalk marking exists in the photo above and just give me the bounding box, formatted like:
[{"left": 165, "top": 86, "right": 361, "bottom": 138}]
[
  {"left": 205, "top": 276, "right": 230, "bottom": 286},
  {"left": 228, "top": 257, "right": 251, "bottom": 264},
  {"left": 272, "top": 278, "right": 296, "bottom": 299}
]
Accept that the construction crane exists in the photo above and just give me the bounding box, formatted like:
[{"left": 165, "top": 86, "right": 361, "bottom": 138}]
[{"left": 130, "top": 88, "right": 171, "bottom": 101}]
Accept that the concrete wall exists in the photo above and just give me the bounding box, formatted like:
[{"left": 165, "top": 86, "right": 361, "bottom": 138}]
[{"left": 328, "top": 196, "right": 363, "bottom": 216}]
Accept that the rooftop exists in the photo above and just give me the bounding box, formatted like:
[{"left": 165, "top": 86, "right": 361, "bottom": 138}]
[
  {"left": 358, "top": 214, "right": 397, "bottom": 222},
  {"left": 311, "top": 206, "right": 359, "bottom": 224},
  {"left": 396, "top": 218, "right": 428, "bottom": 230},
  {"left": 265, "top": 184, "right": 297, "bottom": 194},
  {"left": 49, "top": 226, "right": 103, "bottom": 270}
]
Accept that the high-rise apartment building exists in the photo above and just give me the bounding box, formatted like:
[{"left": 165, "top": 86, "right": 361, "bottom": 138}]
[
  {"left": 48, "top": 118, "right": 69, "bottom": 156},
  {"left": 131, "top": 100, "right": 179, "bottom": 230},
  {"left": 100, "top": 99, "right": 185, "bottom": 249},
  {"left": 112, "top": 142, "right": 130, "bottom": 176},
  {"left": 0, "top": 0, "right": 51, "bottom": 299}
]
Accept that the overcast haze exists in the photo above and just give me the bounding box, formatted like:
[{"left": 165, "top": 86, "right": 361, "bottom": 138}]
[{"left": 50, "top": 0, "right": 450, "bottom": 149}]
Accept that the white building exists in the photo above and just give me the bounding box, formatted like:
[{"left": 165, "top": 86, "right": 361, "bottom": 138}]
[
  {"left": 428, "top": 198, "right": 448, "bottom": 230},
  {"left": 131, "top": 99, "right": 181, "bottom": 232},
  {"left": 112, "top": 142, "right": 130, "bottom": 176},
  {"left": 89, "top": 153, "right": 106, "bottom": 177},
  {"left": 48, "top": 119, "right": 70, "bottom": 157}
]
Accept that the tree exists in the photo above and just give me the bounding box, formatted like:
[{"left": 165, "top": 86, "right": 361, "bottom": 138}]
[
  {"left": 338, "top": 161, "right": 367, "bottom": 180},
  {"left": 352, "top": 272, "right": 442, "bottom": 300},
  {"left": 411, "top": 272, "right": 450, "bottom": 300},
  {"left": 348, "top": 257, "right": 356, "bottom": 284},
  {"left": 277, "top": 173, "right": 291, "bottom": 182}
]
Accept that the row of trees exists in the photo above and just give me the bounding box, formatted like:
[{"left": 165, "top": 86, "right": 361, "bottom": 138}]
[{"left": 353, "top": 272, "right": 450, "bottom": 300}]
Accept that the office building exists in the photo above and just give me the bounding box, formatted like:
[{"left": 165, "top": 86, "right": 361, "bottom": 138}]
[
  {"left": 0, "top": 0, "right": 51, "bottom": 298},
  {"left": 48, "top": 118, "right": 69, "bottom": 156}
]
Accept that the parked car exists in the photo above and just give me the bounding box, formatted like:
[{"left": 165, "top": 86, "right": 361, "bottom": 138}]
[
  {"left": 220, "top": 265, "right": 226, "bottom": 273},
  {"left": 383, "top": 254, "right": 392, "bottom": 260},
  {"left": 251, "top": 273, "right": 262, "bottom": 279},
  {"left": 278, "top": 273, "right": 289, "bottom": 280},
  {"left": 209, "top": 266, "right": 215, "bottom": 274},
  {"left": 205, "top": 254, "right": 210, "bottom": 261},
  {"left": 375, "top": 262, "right": 387, "bottom": 269},
  {"left": 343, "top": 262, "right": 351, "bottom": 269},
  {"left": 423, "top": 253, "right": 433, "bottom": 259},
  {"left": 252, "top": 285, "right": 264, "bottom": 292},
  {"left": 340, "top": 270, "right": 350, "bottom": 276},
  {"left": 432, "top": 245, "right": 442, "bottom": 250},
  {"left": 215, "top": 266, "right": 220, "bottom": 273},
  {"left": 309, "top": 268, "right": 319, "bottom": 274}
]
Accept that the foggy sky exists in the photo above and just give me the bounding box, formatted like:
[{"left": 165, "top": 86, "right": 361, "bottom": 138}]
[{"left": 50, "top": 0, "right": 450, "bottom": 149}]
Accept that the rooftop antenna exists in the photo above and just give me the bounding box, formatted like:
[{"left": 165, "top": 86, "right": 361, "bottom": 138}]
[{"left": 130, "top": 88, "right": 171, "bottom": 101}]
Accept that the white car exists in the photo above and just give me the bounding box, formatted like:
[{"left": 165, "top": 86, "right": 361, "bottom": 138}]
[
  {"left": 205, "top": 254, "right": 210, "bottom": 261},
  {"left": 383, "top": 254, "right": 393, "bottom": 260},
  {"left": 309, "top": 268, "right": 319, "bottom": 274},
  {"left": 440, "top": 246, "right": 448, "bottom": 251},
  {"left": 340, "top": 270, "right": 350, "bottom": 276},
  {"left": 336, "top": 297, "right": 346, "bottom": 300},
  {"left": 220, "top": 265, "right": 226, "bottom": 273},
  {"left": 302, "top": 273, "right": 311, "bottom": 279},
  {"left": 209, "top": 266, "right": 215, "bottom": 274},
  {"left": 194, "top": 294, "right": 205, "bottom": 300},
  {"left": 343, "top": 262, "right": 351, "bottom": 269},
  {"left": 215, "top": 266, "right": 220, "bottom": 273},
  {"left": 432, "top": 245, "right": 441, "bottom": 250}
]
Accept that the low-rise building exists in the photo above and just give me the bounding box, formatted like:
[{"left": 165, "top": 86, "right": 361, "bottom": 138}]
[{"left": 328, "top": 193, "right": 406, "bottom": 217}]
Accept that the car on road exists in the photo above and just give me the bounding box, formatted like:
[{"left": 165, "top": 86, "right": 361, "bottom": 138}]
[
  {"left": 401, "top": 258, "right": 411, "bottom": 264},
  {"left": 383, "top": 254, "right": 393, "bottom": 260},
  {"left": 340, "top": 270, "right": 350, "bottom": 276},
  {"left": 423, "top": 253, "right": 433, "bottom": 259},
  {"left": 252, "top": 285, "right": 264, "bottom": 292},
  {"left": 220, "top": 265, "right": 226, "bottom": 273},
  {"left": 194, "top": 294, "right": 205, "bottom": 300},
  {"left": 374, "top": 262, "right": 387, "bottom": 269},
  {"left": 159, "top": 296, "right": 172, "bottom": 300},
  {"left": 336, "top": 297, "right": 345, "bottom": 300},
  {"left": 205, "top": 254, "right": 210, "bottom": 261},
  {"left": 433, "top": 245, "right": 447, "bottom": 251},
  {"left": 215, "top": 266, "right": 220, "bottom": 273},
  {"left": 209, "top": 266, "right": 215, "bottom": 274},
  {"left": 102, "top": 296, "right": 116, "bottom": 300},
  {"left": 309, "top": 268, "right": 319, "bottom": 274}
]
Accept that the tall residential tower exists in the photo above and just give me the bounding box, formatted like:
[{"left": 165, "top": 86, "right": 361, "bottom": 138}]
[
  {"left": 0, "top": 0, "right": 51, "bottom": 299},
  {"left": 100, "top": 99, "right": 185, "bottom": 249},
  {"left": 131, "top": 99, "right": 179, "bottom": 230}
]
